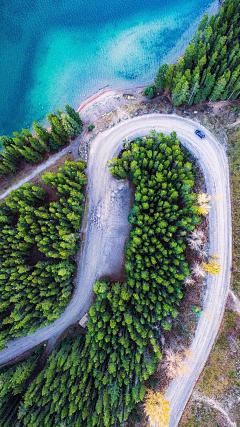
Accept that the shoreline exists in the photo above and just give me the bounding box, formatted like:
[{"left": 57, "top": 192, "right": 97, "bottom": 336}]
[
  {"left": 76, "top": 0, "right": 220, "bottom": 116},
  {"left": 77, "top": 85, "right": 146, "bottom": 114},
  {"left": 76, "top": 0, "right": 220, "bottom": 117}
]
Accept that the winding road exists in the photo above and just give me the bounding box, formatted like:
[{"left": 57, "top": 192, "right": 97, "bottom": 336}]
[{"left": 0, "top": 115, "right": 231, "bottom": 427}]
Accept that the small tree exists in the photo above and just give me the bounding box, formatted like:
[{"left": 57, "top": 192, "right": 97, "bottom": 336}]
[
  {"left": 143, "top": 85, "right": 156, "bottom": 99},
  {"left": 197, "top": 192, "right": 211, "bottom": 216},
  {"left": 202, "top": 258, "right": 221, "bottom": 275},
  {"left": 192, "top": 263, "right": 206, "bottom": 278},
  {"left": 155, "top": 63, "right": 169, "bottom": 91},
  {"left": 191, "top": 306, "right": 201, "bottom": 316},
  {"left": 163, "top": 348, "right": 187, "bottom": 379},
  {"left": 144, "top": 390, "right": 170, "bottom": 427}
]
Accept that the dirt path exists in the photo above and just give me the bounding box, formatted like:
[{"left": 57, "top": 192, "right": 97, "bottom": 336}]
[
  {"left": 192, "top": 393, "right": 237, "bottom": 427},
  {"left": 229, "top": 290, "right": 240, "bottom": 315},
  {"left": 0, "top": 147, "right": 71, "bottom": 200},
  {"left": 0, "top": 115, "right": 231, "bottom": 427}
]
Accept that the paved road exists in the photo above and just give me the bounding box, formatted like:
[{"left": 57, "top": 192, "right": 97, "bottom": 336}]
[{"left": 0, "top": 115, "right": 231, "bottom": 427}]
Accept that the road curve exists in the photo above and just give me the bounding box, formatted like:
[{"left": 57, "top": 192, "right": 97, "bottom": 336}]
[{"left": 0, "top": 115, "right": 231, "bottom": 427}]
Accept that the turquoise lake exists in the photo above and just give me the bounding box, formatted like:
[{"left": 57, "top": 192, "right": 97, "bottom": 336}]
[{"left": 0, "top": 0, "right": 219, "bottom": 136}]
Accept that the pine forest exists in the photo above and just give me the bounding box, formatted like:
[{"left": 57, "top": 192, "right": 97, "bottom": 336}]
[
  {"left": 144, "top": 0, "right": 240, "bottom": 105},
  {"left": 0, "top": 105, "right": 83, "bottom": 178},
  {"left": 0, "top": 0, "right": 237, "bottom": 425},
  {"left": 0, "top": 131, "right": 203, "bottom": 426},
  {"left": 0, "top": 159, "right": 86, "bottom": 349}
]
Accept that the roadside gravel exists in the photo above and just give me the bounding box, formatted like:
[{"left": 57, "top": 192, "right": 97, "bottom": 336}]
[{"left": 0, "top": 115, "right": 231, "bottom": 427}]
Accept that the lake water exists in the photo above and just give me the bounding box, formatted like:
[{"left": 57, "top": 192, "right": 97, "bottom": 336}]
[{"left": 0, "top": 0, "right": 218, "bottom": 136}]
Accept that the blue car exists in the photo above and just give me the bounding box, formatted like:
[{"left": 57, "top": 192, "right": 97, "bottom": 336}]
[{"left": 195, "top": 129, "right": 206, "bottom": 139}]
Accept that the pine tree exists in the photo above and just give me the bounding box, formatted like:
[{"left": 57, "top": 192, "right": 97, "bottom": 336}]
[
  {"left": 155, "top": 63, "right": 169, "bottom": 91},
  {"left": 0, "top": 135, "right": 14, "bottom": 150},
  {"left": 18, "top": 146, "right": 42, "bottom": 163},
  {"left": 61, "top": 113, "right": 77, "bottom": 138},
  {"left": 184, "top": 43, "right": 195, "bottom": 71},
  {"left": 210, "top": 75, "right": 227, "bottom": 101},
  {"left": 164, "top": 63, "right": 175, "bottom": 89},
  {"left": 33, "top": 121, "right": 52, "bottom": 145},
  {"left": 172, "top": 75, "right": 189, "bottom": 106},
  {"left": 187, "top": 66, "right": 200, "bottom": 105},
  {"left": 1, "top": 152, "right": 18, "bottom": 173},
  {"left": 65, "top": 104, "right": 83, "bottom": 128},
  {"left": 228, "top": 73, "right": 240, "bottom": 99},
  {"left": 29, "top": 136, "right": 49, "bottom": 153},
  {"left": 47, "top": 114, "right": 69, "bottom": 144}
]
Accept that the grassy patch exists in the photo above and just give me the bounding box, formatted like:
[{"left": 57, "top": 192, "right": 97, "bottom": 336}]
[
  {"left": 197, "top": 311, "right": 237, "bottom": 397},
  {"left": 180, "top": 116, "right": 240, "bottom": 427},
  {"left": 180, "top": 401, "right": 229, "bottom": 427},
  {"left": 180, "top": 309, "right": 240, "bottom": 426},
  {"left": 227, "top": 125, "right": 240, "bottom": 297}
]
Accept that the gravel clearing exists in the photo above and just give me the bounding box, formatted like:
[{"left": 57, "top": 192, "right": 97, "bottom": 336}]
[{"left": 0, "top": 115, "right": 231, "bottom": 427}]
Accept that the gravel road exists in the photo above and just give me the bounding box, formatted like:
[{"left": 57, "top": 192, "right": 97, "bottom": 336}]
[{"left": 0, "top": 115, "right": 231, "bottom": 427}]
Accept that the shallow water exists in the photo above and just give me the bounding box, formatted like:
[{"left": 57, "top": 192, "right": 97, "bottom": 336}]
[{"left": 0, "top": 0, "right": 218, "bottom": 136}]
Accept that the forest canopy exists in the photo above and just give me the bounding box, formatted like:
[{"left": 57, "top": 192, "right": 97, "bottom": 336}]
[
  {"left": 0, "top": 105, "right": 83, "bottom": 178},
  {"left": 144, "top": 0, "right": 240, "bottom": 105},
  {"left": 13, "top": 132, "right": 201, "bottom": 427},
  {"left": 0, "top": 159, "right": 86, "bottom": 349},
  {"left": 0, "top": 346, "right": 43, "bottom": 427}
]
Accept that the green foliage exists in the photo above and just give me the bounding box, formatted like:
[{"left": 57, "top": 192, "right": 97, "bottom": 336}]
[
  {"left": 153, "top": 0, "right": 240, "bottom": 104},
  {"left": 87, "top": 124, "right": 95, "bottom": 131},
  {"left": 0, "top": 106, "right": 83, "bottom": 178},
  {"left": 143, "top": 85, "right": 156, "bottom": 99},
  {"left": 0, "top": 346, "right": 42, "bottom": 427},
  {"left": 17, "top": 132, "right": 198, "bottom": 427},
  {"left": 20, "top": 289, "right": 158, "bottom": 427},
  {"left": 155, "top": 63, "right": 170, "bottom": 91},
  {"left": 110, "top": 132, "right": 198, "bottom": 330},
  {"left": 191, "top": 306, "right": 201, "bottom": 317},
  {"left": 0, "top": 159, "right": 86, "bottom": 348}
]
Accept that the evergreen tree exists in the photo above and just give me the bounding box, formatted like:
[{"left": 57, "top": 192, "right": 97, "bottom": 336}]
[
  {"left": 0, "top": 135, "right": 14, "bottom": 150},
  {"left": 210, "top": 74, "right": 228, "bottom": 101},
  {"left": 155, "top": 63, "right": 169, "bottom": 91},
  {"left": 0, "top": 346, "right": 43, "bottom": 427},
  {"left": 0, "top": 159, "right": 86, "bottom": 347},
  {"left": 187, "top": 66, "right": 200, "bottom": 105},
  {"left": 65, "top": 104, "right": 83, "bottom": 128},
  {"left": 172, "top": 75, "right": 190, "bottom": 106},
  {"left": 33, "top": 121, "right": 52, "bottom": 146},
  {"left": 47, "top": 114, "right": 68, "bottom": 143},
  {"left": 153, "top": 0, "right": 240, "bottom": 104}
]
